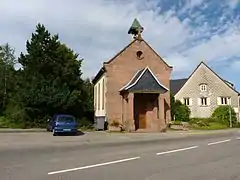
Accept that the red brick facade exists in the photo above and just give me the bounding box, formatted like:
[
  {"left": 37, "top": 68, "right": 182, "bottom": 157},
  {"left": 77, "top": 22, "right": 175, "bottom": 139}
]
[{"left": 99, "top": 38, "right": 172, "bottom": 132}]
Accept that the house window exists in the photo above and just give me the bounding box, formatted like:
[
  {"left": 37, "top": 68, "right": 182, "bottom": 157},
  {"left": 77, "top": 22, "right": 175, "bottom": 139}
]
[
  {"left": 98, "top": 83, "right": 100, "bottom": 110},
  {"left": 94, "top": 86, "right": 97, "bottom": 109},
  {"left": 201, "top": 97, "right": 207, "bottom": 106},
  {"left": 184, "top": 98, "right": 190, "bottom": 106},
  {"left": 221, "top": 97, "right": 229, "bottom": 105},
  {"left": 102, "top": 79, "right": 105, "bottom": 110},
  {"left": 200, "top": 84, "right": 207, "bottom": 92}
]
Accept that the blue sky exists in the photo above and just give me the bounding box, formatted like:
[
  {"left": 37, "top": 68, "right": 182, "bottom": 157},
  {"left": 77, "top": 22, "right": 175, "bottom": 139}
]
[{"left": 1, "top": 0, "right": 240, "bottom": 89}]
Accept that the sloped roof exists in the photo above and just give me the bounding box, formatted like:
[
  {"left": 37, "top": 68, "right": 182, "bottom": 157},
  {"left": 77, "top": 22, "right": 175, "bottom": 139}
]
[
  {"left": 120, "top": 67, "right": 168, "bottom": 93},
  {"left": 170, "top": 78, "right": 188, "bottom": 95},
  {"left": 128, "top": 18, "right": 143, "bottom": 35},
  {"left": 170, "top": 61, "right": 239, "bottom": 95}
]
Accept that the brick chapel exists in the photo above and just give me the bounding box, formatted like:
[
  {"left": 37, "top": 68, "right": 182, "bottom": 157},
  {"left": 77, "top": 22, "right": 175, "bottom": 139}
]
[{"left": 92, "top": 19, "right": 173, "bottom": 132}]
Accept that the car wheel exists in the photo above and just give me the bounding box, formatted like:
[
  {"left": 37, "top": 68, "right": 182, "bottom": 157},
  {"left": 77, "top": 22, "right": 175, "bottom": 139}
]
[{"left": 53, "top": 129, "right": 57, "bottom": 136}]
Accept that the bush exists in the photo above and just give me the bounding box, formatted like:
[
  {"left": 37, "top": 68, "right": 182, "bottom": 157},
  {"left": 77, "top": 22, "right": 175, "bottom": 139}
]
[
  {"left": 211, "top": 105, "right": 237, "bottom": 126},
  {"left": 189, "top": 117, "right": 228, "bottom": 130},
  {"left": 77, "top": 117, "right": 93, "bottom": 130},
  {"left": 175, "top": 104, "right": 191, "bottom": 122}
]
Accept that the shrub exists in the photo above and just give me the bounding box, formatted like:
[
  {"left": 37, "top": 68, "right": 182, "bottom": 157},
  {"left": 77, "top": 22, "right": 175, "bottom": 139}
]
[
  {"left": 211, "top": 105, "right": 237, "bottom": 126},
  {"left": 175, "top": 104, "right": 191, "bottom": 122},
  {"left": 189, "top": 117, "right": 228, "bottom": 130},
  {"left": 77, "top": 117, "right": 93, "bottom": 130}
]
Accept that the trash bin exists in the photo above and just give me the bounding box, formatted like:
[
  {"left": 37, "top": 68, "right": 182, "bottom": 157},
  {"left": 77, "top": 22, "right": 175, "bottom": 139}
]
[{"left": 94, "top": 116, "right": 106, "bottom": 130}]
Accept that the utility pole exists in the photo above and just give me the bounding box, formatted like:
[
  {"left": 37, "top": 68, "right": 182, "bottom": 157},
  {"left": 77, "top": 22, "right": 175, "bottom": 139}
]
[{"left": 228, "top": 97, "right": 232, "bottom": 128}]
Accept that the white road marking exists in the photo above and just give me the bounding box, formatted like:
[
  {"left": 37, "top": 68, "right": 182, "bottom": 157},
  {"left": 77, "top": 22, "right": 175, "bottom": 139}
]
[
  {"left": 48, "top": 156, "right": 140, "bottom": 175},
  {"left": 236, "top": 137, "right": 240, "bottom": 140},
  {"left": 156, "top": 146, "right": 199, "bottom": 156},
  {"left": 207, "top": 139, "right": 231, "bottom": 146}
]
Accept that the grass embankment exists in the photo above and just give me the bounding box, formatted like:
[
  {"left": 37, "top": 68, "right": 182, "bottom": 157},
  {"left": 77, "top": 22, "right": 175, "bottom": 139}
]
[{"left": 172, "top": 118, "right": 237, "bottom": 130}]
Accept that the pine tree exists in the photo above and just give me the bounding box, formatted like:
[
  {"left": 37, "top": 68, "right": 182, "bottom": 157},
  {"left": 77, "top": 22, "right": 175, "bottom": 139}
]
[{"left": 15, "top": 23, "right": 88, "bottom": 127}]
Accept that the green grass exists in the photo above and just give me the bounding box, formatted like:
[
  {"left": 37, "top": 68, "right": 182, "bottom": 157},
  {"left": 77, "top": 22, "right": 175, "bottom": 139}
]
[
  {"left": 170, "top": 118, "right": 231, "bottom": 131},
  {"left": 0, "top": 116, "right": 26, "bottom": 128},
  {"left": 190, "top": 122, "right": 229, "bottom": 130}
]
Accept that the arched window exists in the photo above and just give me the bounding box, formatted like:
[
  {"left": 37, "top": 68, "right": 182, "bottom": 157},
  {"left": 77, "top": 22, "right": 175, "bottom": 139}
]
[{"left": 200, "top": 83, "right": 207, "bottom": 92}]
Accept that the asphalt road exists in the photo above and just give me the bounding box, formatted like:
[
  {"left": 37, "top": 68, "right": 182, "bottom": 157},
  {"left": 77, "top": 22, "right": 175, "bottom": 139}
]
[{"left": 1, "top": 131, "right": 240, "bottom": 180}]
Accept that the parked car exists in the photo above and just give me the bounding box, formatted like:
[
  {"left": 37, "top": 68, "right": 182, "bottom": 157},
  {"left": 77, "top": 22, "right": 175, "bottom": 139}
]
[{"left": 46, "top": 114, "right": 78, "bottom": 136}]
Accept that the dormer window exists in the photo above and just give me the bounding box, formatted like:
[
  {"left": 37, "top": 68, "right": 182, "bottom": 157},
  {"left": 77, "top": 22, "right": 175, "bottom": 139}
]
[{"left": 200, "top": 84, "right": 207, "bottom": 92}]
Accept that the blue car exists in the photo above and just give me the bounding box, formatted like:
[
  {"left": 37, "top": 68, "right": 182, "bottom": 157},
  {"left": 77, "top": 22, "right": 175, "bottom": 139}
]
[{"left": 46, "top": 114, "right": 78, "bottom": 136}]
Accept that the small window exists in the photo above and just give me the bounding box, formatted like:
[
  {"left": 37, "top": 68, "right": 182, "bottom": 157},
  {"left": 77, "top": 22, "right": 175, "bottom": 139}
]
[
  {"left": 200, "top": 84, "right": 207, "bottom": 92},
  {"left": 221, "top": 97, "right": 228, "bottom": 105},
  {"left": 184, "top": 98, "right": 190, "bottom": 106},
  {"left": 136, "top": 51, "right": 143, "bottom": 59},
  {"left": 201, "top": 97, "right": 207, "bottom": 106}
]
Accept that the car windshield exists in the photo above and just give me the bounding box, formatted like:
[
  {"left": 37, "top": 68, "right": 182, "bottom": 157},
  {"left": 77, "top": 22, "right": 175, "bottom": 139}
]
[{"left": 57, "top": 116, "right": 75, "bottom": 123}]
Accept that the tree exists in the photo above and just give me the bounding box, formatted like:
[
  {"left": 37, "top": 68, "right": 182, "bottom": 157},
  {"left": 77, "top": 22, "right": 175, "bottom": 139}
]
[
  {"left": 0, "top": 43, "right": 16, "bottom": 112},
  {"left": 175, "top": 104, "right": 191, "bottom": 122},
  {"left": 170, "top": 95, "right": 191, "bottom": 121},
  {"left": 211, "top": 105, "right": 237, "bottom": 126},
  {"left": 12, "top": 23, "right": 90, "bottom": 127},
  {"left": 170, "top": 93, "right": 175, "bottom": 120}
]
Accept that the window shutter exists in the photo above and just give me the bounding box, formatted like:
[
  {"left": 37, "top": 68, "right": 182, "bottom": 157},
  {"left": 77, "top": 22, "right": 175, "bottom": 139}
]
[
  {"left": 217, "top": 97, "right": 221, "bottom": 105},
  {"left": 198, "top": 98, "right": 201, "bottom": 105},
  {"left": 189, "top": 98, "right": 193, "bottom": 106},
  {"left": 207, "top": 98, "right": 210, "bottom": 106},
  {"left": 181, "top": 98, "right": 184, "bottom": 104},
  {"left": 227, "top": 97, "right": 231, "bottom": 105}
]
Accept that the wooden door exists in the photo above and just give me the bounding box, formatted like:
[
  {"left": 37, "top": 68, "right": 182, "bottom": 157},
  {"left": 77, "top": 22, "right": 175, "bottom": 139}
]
[{"left": 138, "top": 110, "right": 146, "bottom": 129}]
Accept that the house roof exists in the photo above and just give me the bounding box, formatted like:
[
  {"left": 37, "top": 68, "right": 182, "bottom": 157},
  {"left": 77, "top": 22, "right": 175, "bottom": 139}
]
[
  {"left": 170, "top": 61, "right": 239, "bottom": 95},
  {"left": 170, "top": 78, "right": 188, "bottom": 95},
  {"left": 120, "top": 66, "right": 168, "bottom": 93},
  {"left": 92, "top": 37, "right": 173, "bottom": 85}
]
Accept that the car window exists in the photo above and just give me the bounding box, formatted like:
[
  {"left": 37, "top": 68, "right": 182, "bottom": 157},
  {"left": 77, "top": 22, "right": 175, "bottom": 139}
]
[{"left": 57, "top": 116, "right": 75, "bottom": 123}]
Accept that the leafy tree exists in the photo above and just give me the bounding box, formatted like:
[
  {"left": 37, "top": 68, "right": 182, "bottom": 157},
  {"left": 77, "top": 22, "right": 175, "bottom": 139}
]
[
  {"left": 11, "top": 23, "right": 90, "bottom": 127},
  {"left": 0, "top": 44, "right": 16, "bottom": 112},
  {"left": 170, "top": 93, "right": 175, "bottom": 120},
  {"left": 175, "top": 103, "right": 191, "bottom": 122},
  {"left": 170, "top": 95, "right": 190, "bottom": 121},
  {"left": 211, "top": 105, "right": 237, "bottom": 126}
]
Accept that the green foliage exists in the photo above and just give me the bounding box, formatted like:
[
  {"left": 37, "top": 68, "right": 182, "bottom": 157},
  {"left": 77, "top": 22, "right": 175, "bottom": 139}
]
[
  {"left": 0, "top": 43, "right": 16, "bottom": 113},
  {"left": 0, "top": 23, "right": 94, "bottom": 128},
  {"left": 170, "top": 95, "right": 191, "bottom": 122},
  {"left": 189, "top": 118, "right": 228, "bottom": 130},
  {"left": 211, "top": 105, "right": 237, "bottom": 126},
  {"left": 170, "top": 93, "right": 175, "bottom": 120},
  {"left": 174, "top": 102, "right": 191, "bottom": 122},
  {"left": 77, "top": 117, "right": 94, "bottom": 130}
]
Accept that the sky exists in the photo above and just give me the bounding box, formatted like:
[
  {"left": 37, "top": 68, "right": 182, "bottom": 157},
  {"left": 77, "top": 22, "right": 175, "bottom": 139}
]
[{"left": 1, "top": 0, "right": 240, "bottom": 89}]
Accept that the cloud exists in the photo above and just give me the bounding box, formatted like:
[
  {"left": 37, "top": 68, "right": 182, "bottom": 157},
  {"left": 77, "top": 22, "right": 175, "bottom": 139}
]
[
  {"left": 0, "top": 0, "right": 240, "bottom": 89},
  {"left": 227, "top": 0, "right": 239, "bottom": 9}
]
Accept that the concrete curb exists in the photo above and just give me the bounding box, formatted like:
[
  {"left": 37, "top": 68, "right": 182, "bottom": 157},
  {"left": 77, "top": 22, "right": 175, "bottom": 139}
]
[{"left": 0, "top": 128, "right": 238, "bottom": 134}]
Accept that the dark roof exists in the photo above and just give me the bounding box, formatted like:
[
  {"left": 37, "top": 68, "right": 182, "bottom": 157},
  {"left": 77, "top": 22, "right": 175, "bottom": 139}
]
[
  {"left": 170, "top": 61, "right": 239, "bottom": 95},
  {"left": 170, "top": 78, "right": 188, "bottom": 95},
  {"left": 120, "top": 67, "right": 168, "bottom": 93},
  {"left": 128, "top": 18, "right": 143, "bottom": 35},
  {"left": 92, "top": 67, "right": 105, "bottom": 84}
]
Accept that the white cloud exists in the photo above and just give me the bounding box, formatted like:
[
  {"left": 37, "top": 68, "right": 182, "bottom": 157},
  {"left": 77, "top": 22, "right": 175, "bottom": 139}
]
[
  {"left": 227, "top": 0, "right": 239, "bottom": 9},
  {"left": 0, "top": 0, "right": 240, "bottom": 83}
]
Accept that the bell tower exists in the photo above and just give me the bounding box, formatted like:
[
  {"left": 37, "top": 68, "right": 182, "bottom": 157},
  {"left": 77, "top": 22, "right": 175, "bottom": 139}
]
[{"left": 128, "top": 18, "right": 144, "bottom": 40}]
